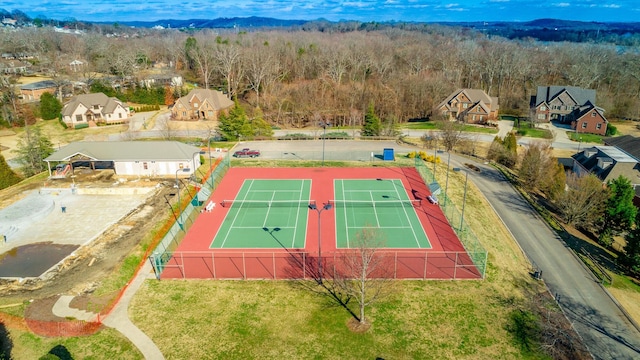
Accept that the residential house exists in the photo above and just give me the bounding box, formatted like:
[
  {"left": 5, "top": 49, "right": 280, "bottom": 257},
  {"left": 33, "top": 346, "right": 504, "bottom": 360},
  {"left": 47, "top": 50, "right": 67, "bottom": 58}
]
[
  {"left": 573, "top": 105, "right": 608, "bottom": 136},
  {"left": 171, "top": 89, "right": 234, "bottom": 121},
  {"left": 140, "top": 74, "right": 183, "bottom": 88},
  {"left": 61, "top": 93, "right": 129, "bottom": 128},
  {"left": 571, "top": 146, "right": 640, "bottom": 189},
  {"left": 44, "top": 141, "right": 201, "bottom": 177},
  {"left": 69, "top": 59, "right": 85, "bottom": 72},
  {"left": 603, "top": 135, "right": 640, "bottom": 205},
  {"left": 434, "top": 89, "right": 498, "bottom": 124},
  {"left": 0, "top": 59, "right": 29, "bottom": 74},
  {"left": 19, "top": 80, "right": 58, "bottom": 102},
  {"left": 531, "top": 86, "right": 607, "bottom": 135}
]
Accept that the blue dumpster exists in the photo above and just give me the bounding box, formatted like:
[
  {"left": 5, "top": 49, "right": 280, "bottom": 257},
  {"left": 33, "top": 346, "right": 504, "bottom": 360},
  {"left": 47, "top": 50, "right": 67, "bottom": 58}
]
[{"left": 383, "top": 148, "right": 395, "bottom": 161}]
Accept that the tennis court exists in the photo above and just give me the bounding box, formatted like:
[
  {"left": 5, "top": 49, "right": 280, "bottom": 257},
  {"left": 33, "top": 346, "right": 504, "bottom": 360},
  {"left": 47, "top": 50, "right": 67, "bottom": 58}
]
[
  {"left": 333, "top": 179, "right": 431, "bottom": 249},
  {"left": 211, "top": 179, "right": 312, "bottom": 248}
]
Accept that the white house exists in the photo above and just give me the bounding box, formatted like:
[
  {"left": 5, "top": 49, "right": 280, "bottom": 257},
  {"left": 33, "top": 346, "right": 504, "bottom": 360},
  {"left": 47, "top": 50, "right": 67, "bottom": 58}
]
[
  {"left": 61, "top": 93, "right": 129, "bottom": 128},
  {"left": 44, "top": 141, "right": 202, "bottom": 177}
]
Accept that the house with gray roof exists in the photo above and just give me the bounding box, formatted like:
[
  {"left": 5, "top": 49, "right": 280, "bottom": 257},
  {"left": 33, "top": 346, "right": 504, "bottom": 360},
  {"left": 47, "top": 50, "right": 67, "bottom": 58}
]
[
  {"left": 19, "top": 80, "right": 58, "bottom": 102},
  {"left": 171, "top": 89, "right": 234, "bottom": 121},
  {"left": 571, "top": 146, "right": 640, "bottom": 187},
  {"left": 44, "top": 141, "right": 201, "bottom": 177},
  {"left": 61, "top": 93, "right": 129, "bottom": 128},
  {"left": 434, "top": 88, "right": 499, "bottom": 124},
  {"left": 531, "top": 86, "right": 607, "bottom": 135}
]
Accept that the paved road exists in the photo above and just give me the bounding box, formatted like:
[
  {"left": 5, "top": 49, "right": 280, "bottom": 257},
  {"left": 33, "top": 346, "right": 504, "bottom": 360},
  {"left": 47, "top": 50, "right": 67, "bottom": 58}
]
[{"left": 450, "top": 154, "right": 640, "bottom": 359}]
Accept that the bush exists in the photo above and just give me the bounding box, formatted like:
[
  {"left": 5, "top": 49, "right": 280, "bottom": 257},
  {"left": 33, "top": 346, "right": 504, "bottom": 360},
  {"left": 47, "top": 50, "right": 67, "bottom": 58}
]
[
  {"left": 74, "top": 123, "right": 89, "bottom": 130},
  {"left": 606, "top": 124, "right": 617, "bottom": 136}
]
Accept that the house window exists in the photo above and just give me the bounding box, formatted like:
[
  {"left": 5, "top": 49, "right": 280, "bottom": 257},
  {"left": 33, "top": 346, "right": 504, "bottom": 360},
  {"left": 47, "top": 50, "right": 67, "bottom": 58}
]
[
  {"left": 463, "top": 103, "right": 468, "bottom": 108},
  {"left": 596, "top": 123, "right": 602, "bottom": 130},
  {"left": 540, "top": 105, "right": 546, "bottom": 111},
  {"left": 182, "top": 111, "right": 186, "bottom": 117},
  {"left": 591, "top": 112, "right": 596, "bottom": 117},
  {"left": 538, "top": 114, "right": 546, "bottom": 120},
  {"left": 75, "top": 115, "right": 83, "bottom": 122},
  {"left": 193, "top": 103, "right": 199, "bottom": 108},
  {"left": 208, "top": 110, "right": 214, "bottom": 117},
  {"left": 93, "top": 105, "right": 99, "bottom": 110},
  {"left": 119, "top": 113, "right": 122, "bottom": 119},
  {"left": 582, "top": 122, "right": 587, "bottom": 129},
  {"left": 143, "top": 162, "right": 148, "bottom": 170}
]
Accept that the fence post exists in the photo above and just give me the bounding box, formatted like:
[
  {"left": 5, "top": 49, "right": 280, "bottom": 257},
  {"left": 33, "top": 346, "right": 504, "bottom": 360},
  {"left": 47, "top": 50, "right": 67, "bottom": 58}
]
[
  {"left": 424, "top": 252, "right": 428, "bottom": 279},
  {"left": 454, "top": 252, "right": 458, "bottom": 279},
  {"left": 212, "top": 252, "right": 216, "bottom": 279}
]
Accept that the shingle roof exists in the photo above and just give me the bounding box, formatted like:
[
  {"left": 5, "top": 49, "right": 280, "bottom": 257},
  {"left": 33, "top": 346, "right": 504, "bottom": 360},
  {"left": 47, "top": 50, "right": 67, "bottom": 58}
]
[
  {"left": 436, "top": 88, "right": 498, "bottom": 111},
  {"left": 44, "top": 141, "right": 202, "bottom": 162},
  {"left": 20, "top": 80, "right": 58, "bottom": 90},
  {"left": 603, "top": 135, "right": 640, "bottom": 161},
  {"left": 572, "top": 146, "right": 640, "bottom": 184},
  {"left": 535, "top": 86, "right": 596, "bottom": 107},
  {"left": 174, "top": 89, "right": 234, "bottom": 111},
  {"left": 61, "top": 93, "right": 126, "bottom": 116}
]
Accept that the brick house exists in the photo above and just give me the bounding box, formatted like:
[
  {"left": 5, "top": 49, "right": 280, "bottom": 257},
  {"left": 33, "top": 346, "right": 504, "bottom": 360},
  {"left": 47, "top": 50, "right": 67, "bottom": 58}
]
[
  {"left": 19, "top": 80, "right": 58, "bottom": 102},
  {"left": 171, "top": 89, "right": 234, "bottom": 121},
  {"left": 573, "top": 105, "right": 608, "bottom": 136},
  {"left": 433, "top": 88, "right": 499, "bottom": 124},
  {"left": 61, "top": 93, "right": 129, "bottom": 128}
]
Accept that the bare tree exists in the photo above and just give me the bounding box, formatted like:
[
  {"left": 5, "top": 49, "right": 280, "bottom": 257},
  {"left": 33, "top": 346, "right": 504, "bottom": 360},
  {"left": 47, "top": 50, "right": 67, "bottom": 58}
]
[
  {"left": 437, "top": 120, "right": 466, "bottom": 152},
  {"left": 557, "top": 173, "right": 608, "bottom": 229},
  {"left": 188, "top": 35, "right": 217, "bottom": 90},
  {"left": 518, "top": 142, "right": 555, "bottom": 192},
  {"left": 331, "top": 227, "right": 394, "bottom": 326}
]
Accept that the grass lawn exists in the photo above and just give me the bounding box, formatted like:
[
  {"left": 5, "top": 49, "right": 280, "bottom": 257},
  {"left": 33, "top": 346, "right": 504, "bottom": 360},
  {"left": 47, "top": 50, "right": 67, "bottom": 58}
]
[
  {"left": 568, "top": 132, "right": 603, "bottom": 143},
  {"left": 515, "top": 128, "right": 553, "bottom": 139},
  {"left": 1, "top": 159, "right": 561, "bottom": 359},
  {"left": 404, "top": 122, "right": 498, "bottom": 134},
  {"left": 128, "top": 160, "right": 550, "bottom": 359}
]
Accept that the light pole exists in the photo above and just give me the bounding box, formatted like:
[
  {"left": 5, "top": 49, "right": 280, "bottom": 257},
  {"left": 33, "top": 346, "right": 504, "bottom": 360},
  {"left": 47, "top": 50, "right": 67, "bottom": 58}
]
[
  {"left": 320, "top": 122, "right": 331, "bottom": 166},
  {"left": 459, "top": 170, "right": 469, "bottom": 232},
  {"left": 309, "top": 203, "right": 333, "bottom": 283},
  {"left": 175, "top": 167, "right": 191, "bottom": 230}
]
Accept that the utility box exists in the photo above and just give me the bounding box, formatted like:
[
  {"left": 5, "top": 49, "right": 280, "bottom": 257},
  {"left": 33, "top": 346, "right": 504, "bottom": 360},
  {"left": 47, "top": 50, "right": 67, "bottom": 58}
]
[{"left": 383, "top": 148, "right": 395, "bottom": 161}]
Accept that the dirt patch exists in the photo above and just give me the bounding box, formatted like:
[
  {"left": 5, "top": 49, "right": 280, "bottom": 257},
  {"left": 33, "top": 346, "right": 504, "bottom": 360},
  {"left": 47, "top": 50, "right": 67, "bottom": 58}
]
[
  {"left": 0, "top": 172, "right": 176, "bottom": 322},
  {"left": 346, "top": 317, "right": 372, "bottom": 333}
]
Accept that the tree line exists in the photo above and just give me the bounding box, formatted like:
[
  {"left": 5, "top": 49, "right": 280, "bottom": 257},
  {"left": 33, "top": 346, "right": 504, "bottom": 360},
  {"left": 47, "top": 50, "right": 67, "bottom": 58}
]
[{"left": 2, "top": 25, "right": 640, "bottom": 130}]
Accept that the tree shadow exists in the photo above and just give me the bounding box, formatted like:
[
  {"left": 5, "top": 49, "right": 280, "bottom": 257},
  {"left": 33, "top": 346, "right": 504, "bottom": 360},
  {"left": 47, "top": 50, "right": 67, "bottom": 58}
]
[
  {"left": 0, "top": 322, "right": 12, "bottom": 360},
  {"left": 262, "top": 227, "right": 362, "bottom": 322},
  {"left": 48, "top": 344, "right": 74, "bottom": 360}
]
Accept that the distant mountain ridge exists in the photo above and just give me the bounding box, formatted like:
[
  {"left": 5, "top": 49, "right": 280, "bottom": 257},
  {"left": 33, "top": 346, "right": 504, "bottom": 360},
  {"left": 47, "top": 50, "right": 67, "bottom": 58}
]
[{"left": 107, "top": 16, "right": 309, "bottom": 29}]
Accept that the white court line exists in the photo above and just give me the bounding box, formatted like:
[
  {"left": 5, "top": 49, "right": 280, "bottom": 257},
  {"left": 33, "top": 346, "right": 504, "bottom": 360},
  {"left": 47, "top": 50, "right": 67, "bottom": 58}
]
[
  {"left": 220, "top": 179, "right": 255, "bottom": 248},
  {"left": 392, "top": 179, "right": 421, "bottom": 248}
]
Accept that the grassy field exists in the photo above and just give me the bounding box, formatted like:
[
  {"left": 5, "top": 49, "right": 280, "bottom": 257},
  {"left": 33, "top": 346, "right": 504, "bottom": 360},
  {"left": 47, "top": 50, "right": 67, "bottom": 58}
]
[
  {"left": 127, "top": 160, "right": 552, "bottom": 359},
  {"left": 405, "top": 122, "right": 499, "bottom": 134}
]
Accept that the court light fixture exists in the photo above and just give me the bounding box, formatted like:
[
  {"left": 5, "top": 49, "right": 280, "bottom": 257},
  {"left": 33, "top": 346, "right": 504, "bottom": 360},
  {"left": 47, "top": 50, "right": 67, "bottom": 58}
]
[{"left": 309, "top": 203, "right": 333, "bottom": 284}]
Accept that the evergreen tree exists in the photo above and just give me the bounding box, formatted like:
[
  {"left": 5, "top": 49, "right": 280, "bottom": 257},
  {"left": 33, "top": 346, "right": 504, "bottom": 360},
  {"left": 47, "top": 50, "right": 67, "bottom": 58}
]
[
  {"left": 39, "top": 92, "right": 62, "bottom": 120},
  {"left": 217, "top": 101, "right": 250, "bottom": 140},
  {"left": 541, "top": 161, "right": 566, "bottom": 201},
  {"left": 13, "top": 126, "right": 54, "bottom": 177},
  {"left": 0, "top": 152, "right": 22, "bottom": 189},
  {"left": 250, "top": 108, "right": 273, "bottom": 138},
  {"left": 361, "top": 103, "right": 381, "bottom": 137},
  {"left": 603, "top": 176, "right": 637, "bottom": 234},
  {"left": 621, "top": 212, "right": 640, "bottom": 274}
]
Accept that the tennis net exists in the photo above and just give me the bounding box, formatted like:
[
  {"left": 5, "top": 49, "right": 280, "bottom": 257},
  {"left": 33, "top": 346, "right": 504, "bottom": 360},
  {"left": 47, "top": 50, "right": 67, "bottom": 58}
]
[
  {"left": 328, "top": 199, "right": 421, "bottom": 208},
  {"left": 221, "top": 199, "right": 316, "bottom": 208}
]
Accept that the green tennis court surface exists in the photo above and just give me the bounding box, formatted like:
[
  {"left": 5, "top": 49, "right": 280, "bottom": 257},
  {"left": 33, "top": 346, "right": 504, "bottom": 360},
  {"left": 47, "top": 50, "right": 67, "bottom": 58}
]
[
  {"left": 211, "top": 179, "right": 311, "bottom": 248},
  {"left": 334, "top": 179, "right": 431, "bottom": 249}
]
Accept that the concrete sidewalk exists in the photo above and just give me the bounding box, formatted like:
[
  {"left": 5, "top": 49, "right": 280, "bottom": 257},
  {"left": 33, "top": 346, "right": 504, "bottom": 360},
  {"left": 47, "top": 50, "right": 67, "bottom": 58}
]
[{"left": 53, "top": 261, "right": 164, "bottom": 359}]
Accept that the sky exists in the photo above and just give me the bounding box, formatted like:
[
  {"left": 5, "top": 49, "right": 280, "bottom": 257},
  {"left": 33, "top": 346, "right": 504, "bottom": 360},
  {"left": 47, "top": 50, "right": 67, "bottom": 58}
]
[{"left": 4, "top": 0, "right": 640, "bottom": 23}]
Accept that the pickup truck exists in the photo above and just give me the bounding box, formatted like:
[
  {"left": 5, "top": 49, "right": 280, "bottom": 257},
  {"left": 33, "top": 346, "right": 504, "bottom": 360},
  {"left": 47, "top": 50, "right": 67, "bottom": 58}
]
[{"left": 233, "top": 148, "right": 261, "bottom": 158}]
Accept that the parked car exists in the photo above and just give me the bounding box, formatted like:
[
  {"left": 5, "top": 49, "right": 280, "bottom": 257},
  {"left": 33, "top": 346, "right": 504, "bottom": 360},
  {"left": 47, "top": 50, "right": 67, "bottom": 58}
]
[{"left": 233, "top": 148, "right": 260, "bottom": 158}]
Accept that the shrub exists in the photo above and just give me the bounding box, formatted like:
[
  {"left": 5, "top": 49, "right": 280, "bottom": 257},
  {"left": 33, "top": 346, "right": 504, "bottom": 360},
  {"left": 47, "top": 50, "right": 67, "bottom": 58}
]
[{"left": 74, "top": 123, "right": 89, "bottom": 130}]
